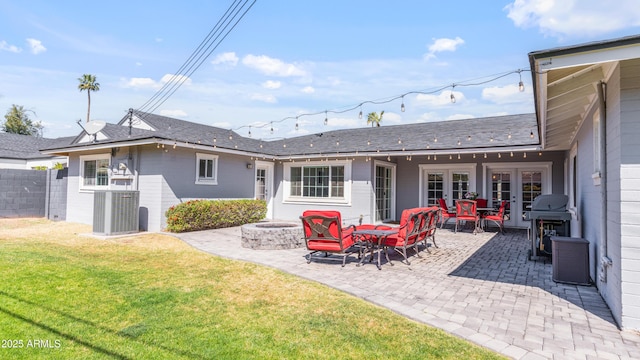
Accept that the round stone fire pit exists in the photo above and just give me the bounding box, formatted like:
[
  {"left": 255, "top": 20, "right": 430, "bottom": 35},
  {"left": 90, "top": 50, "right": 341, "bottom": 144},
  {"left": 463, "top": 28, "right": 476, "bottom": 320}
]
[{"left": 241, "top": 222, "right": 304, "bottom": 250}]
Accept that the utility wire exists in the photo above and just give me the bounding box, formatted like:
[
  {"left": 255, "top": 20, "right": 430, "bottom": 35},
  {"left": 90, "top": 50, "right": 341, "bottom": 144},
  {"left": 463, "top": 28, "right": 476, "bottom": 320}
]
[{"left": 136, "top": 0, "right": 257, "bottom": 119}]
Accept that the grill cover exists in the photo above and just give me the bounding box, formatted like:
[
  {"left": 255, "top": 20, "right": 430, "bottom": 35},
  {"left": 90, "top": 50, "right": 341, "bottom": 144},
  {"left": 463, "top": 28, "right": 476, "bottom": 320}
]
[{"left": 530, "top": 194, "right": 569, "bottom": 211}]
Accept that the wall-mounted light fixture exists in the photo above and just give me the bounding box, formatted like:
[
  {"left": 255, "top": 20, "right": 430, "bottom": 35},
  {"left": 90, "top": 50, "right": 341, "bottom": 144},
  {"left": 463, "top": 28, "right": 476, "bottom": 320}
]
[{"left": 246, "top": 163, "right": 253, "bottom": 169}]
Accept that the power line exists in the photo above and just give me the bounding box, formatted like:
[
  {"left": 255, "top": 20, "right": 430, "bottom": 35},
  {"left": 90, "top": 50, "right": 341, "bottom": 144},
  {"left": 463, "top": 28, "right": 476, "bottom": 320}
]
[{"left": 136, "top": 0, "right": 257, "bottom": 118}]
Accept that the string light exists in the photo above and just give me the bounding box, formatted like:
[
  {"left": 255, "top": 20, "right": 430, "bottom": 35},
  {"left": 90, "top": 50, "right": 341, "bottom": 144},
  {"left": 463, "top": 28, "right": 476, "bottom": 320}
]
[
  {"left": 173, "top": 141, "right": 177, "bottom": 149},
  {"left": 221, "top": 68, "right": 531, "bottom": 138},
  {"left": 248, "top": 126, "right": 252, "bottom": 137},
  {"left": 530, "top": 130, "right": 534, "bottom": 139},
  {"left": 434, "top": 136, "right": 438, "bottom": 143},
  {"left": 324, "top": 111, "right": 328, "bottom": 125},
  {"left": 450, "top": 84, "right": 456, "bottom": 104},
  {"left": 467, "top": 135, "right": 471, "bottom": 141},
  {"left": 508, "top": 129, "right": 512, "bottom": 139},
  {"left": 457, "top": 138, "right": 461, "bottom": 146},
  {"left": 523, "top": 152, "right": 527, "bottom": 158},
  {"left": 295, "top": 117, "right": 299, "bottom": 131}
]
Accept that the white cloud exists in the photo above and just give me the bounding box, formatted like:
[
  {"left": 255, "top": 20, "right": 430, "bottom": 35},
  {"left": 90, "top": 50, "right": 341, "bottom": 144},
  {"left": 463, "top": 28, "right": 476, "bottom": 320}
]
[
  {"left": 482, "top": 84, "right": 529, "bottom": 104},
  {"left": 160, "top": 109, "right": 188, "bottom": 117},
  {"left": 160, "top": 74, "right": 192, "bottom": 86},
  {"left": 242, "top": 54, "right": 307, "bottom": 77},
  {"left": 416, "top": 112, "right": 442, "bottom": 123},
  {"left": 122, "top": 74, "right": 191, "bottom": 90},
  {"left": 301, "top": 86, "right": 315, "bottom": 94},
  {"left": 262, "top": 80, "right": 281, "bottom": 89},
  {"left": 136, "top": 62, "right": 143, "bottom": 66},
  {"left": 0, "top": 40, "right": 22, "bottom": 53},
  {"left": 250, "top": 93, "right": 277, "bottom": 103},
  {"left": 26, "top": 38, "right": 46, "bottom": 54},
  {"left": 415, "top": 90, "right": 464, "bottom": 106},
  {"left": 326, "top": 116, "right": 363, "bottom": 128},
  {"left": 123, "top": 77, "right": 158, "bottom": 89},
  {"left": 424, "top": 37, "right": 465, "bottom": 60},
  {"left": 504, "top": 0, "right": 640, "bottom": 38},
  {"left": 211, "top": 52, "right": 239, "bottom": 66},
  {"left": 155, "top": 38, "right": 163, "bottom": 43}
]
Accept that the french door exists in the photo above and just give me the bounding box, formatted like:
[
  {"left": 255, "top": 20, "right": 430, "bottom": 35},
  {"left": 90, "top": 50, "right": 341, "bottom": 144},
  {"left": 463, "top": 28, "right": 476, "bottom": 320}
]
[
  {"left": 484, "top": 163, "right": 552, "bottom": 228},
  {"left": 255, "top": 161, "right": 274, "bottom": 218},
  {"left": 420, "top": 164, "right": 477, "bottom": 208},
  {"left": 374, "top": 162, "right": 395, "bottom": 222}
]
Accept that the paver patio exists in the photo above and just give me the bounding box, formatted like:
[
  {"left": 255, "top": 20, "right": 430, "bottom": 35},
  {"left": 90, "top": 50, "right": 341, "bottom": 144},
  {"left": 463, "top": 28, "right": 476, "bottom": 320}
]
[{"left": 175, "top": 225, "right": 640, "bottom": 359}]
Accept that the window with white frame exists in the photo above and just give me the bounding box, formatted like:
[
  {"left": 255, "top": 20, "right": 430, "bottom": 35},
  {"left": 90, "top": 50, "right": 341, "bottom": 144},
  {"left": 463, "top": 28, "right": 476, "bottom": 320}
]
[
  {"left": 195, "top": 153, "right": 218, "bottom": 185},
  {"left": 284, "top": 160, "right": 350, "bottom": 203},
  {"left": 79, "top": 154, "right": 110, "bottom": 190}
]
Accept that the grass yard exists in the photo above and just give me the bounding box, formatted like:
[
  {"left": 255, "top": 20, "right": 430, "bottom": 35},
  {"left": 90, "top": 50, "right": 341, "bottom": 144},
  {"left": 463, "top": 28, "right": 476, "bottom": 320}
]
[{"left": 0, "top": 219, "right": 504, "bottom": 359}]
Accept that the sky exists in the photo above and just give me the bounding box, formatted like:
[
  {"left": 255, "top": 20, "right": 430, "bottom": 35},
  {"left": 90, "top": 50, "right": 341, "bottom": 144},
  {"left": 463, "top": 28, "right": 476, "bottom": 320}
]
[{"left": 1, "top": 0, "right": 640, "bottom": 140}]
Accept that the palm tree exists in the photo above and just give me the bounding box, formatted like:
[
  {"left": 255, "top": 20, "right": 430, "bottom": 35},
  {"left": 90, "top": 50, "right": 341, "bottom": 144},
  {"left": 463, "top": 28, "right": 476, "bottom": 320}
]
[
  {"left": 77, "top": 74, "right": 100, "bottom": 123},
  {"left": 366, "top": 110, "right": 384, "bottom": 127}
]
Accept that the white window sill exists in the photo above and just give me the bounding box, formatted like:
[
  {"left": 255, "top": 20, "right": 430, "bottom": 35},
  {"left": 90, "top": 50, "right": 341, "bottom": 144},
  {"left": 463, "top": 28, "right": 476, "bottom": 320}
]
[{"left": 195, "top": 180, "right": 218, "bottom": 185}]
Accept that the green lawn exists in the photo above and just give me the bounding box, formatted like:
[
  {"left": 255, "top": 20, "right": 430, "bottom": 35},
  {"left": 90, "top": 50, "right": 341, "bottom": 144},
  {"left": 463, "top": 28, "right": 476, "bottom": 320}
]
[{"left": 0, "top": 219, "right": 504, "bottom": 359}]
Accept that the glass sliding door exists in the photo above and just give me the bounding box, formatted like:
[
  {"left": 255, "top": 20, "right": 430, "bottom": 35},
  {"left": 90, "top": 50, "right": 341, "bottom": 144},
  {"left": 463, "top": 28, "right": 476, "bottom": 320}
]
[{"left": 374, "top": 163, "right": 395, "bottom": 222}]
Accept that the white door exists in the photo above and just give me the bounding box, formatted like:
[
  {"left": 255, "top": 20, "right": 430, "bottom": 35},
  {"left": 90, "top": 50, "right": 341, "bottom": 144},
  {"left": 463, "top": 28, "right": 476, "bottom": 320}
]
[
  {"left": 255, "top": 161, "right": 274, "bottom": 219},
  {"left": 374, "top": 162, "right": 395, "bottom": 222},
  {"left": 420, "top": 164, "right": 476, "bottom": 209},
  {"left": 484, "top": 162, "right": 552, "bottom": 228},
  {"left": 487, "top": 170, "right": 516, "bottom": 228}
]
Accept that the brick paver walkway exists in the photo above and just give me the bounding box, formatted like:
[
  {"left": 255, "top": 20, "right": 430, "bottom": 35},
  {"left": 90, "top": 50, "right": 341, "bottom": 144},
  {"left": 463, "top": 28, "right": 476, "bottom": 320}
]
[{"left": 175, "top": 226, "right": 640, "bottom": 359}]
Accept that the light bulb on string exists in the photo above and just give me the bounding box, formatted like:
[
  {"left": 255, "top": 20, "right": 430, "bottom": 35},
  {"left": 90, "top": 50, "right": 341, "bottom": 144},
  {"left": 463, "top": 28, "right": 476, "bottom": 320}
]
[
  {"left": 450, "top": 84, "right": 456, "bottom": 103},
  {"left": 248, "top": 126, "right": 252, "bottom": 138},
  {"left": 324, "top": 111, "right": 328, "bottom": 125},
  {"left": 358, "top": 106, "right": 363, "bottom": 119},
  {"left": 467, "top": 135, "right": 471, "bottom": 141},
  {"left": 518, "top": 70, "right": 525, "bottom": 92},
  {"left": 295, "top": 117, "right": 299, "bottom": 131},
  {"left": 530, "top": 130, "right": 534, "bottom": 139},
  {"left": 270, "top": 122, "right": 274, "bottom": 134},
  {"left": 400, "top": 96, "right": 405, "bottom": 112},
  {"left": 457, "top": 138, "right": 461, "bottom": 146}
]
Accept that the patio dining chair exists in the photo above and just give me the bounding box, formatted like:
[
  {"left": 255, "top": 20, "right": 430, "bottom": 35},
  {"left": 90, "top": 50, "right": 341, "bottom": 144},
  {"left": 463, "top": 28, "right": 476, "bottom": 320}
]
[
  {"left": 419, "top": 208, "right": 439, "bottom": 251},
  {"left": 300, "top": 210, "right": 359, "bottom": 267},
  {"left": 455, "top": 199, "right": 480, "bottom": 234},
  {"left": 482, "top": 200, "right": 509, "bottom": 233},
  {"left": 381, "top": 209, "right": 423, "bottom": 265},
  {"left": 437, "top": 198, "right": 456, "bottom": 228}
]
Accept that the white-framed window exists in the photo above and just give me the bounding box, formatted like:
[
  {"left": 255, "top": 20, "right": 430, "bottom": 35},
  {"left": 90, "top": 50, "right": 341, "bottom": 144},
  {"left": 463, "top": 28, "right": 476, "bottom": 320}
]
[
  {"left": 79, "top": 153, "right": 110, "bottom": 190},
  {"left": 195, "top": 153, "right": 218, "bottom": 185},
  {"left": 283, "top": 160, "right": 351, "bottom": 204}
]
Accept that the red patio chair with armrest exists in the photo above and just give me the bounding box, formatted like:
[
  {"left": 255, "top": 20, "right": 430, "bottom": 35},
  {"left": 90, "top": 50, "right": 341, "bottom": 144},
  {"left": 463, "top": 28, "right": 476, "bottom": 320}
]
[
  {"left": 381, "top": 209, "right": 423, "bottom": 265},
  {"left": 437, "top": 198, "right": 456, "bottom": 229},
  {"left": 455, "top": 199, "right": 480, "bottom": 234},
  {"left": 419, "top": 208, "right": 440, "bottom": 251},
  {"left": 300, "top": 210, "right": 358, "bottom": 267},
  {"left": 482, "top": 200, "right": 508, "bottom": 233}
]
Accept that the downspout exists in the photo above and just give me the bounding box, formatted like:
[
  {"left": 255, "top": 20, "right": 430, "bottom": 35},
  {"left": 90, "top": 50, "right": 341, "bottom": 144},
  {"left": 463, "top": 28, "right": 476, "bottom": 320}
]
[{"left": 598, "top": 81, "right": 612, "bottom": 283}]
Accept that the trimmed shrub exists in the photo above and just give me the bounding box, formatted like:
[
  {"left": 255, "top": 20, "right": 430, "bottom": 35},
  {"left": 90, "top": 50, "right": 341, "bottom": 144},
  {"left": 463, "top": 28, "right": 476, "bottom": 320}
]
[{"left": 165, "top": 199, "right": 267, "bottom": 233}]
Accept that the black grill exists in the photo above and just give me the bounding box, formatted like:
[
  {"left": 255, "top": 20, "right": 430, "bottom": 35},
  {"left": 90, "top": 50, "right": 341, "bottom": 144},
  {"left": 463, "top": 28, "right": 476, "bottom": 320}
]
[{"left": 525, "top": 194, "right": 571, "bottom": 260}]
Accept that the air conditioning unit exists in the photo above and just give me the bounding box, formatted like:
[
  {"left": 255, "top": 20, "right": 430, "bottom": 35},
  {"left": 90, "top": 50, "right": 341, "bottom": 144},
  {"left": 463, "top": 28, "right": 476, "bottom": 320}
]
[{"left": 93, "top": 190, "right": 139, "bottom": 236}]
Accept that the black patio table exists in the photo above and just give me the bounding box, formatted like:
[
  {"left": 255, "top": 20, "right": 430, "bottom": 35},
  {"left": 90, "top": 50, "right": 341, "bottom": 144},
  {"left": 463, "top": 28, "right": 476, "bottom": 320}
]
[{"left": 352, "top": 228, "right": 398, "bottom": 270}]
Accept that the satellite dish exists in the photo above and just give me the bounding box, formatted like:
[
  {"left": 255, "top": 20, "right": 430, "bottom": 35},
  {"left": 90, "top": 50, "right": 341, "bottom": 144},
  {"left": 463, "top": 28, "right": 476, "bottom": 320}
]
[{"left": 84, "top": 120, "right": 106, "bottom": 135}]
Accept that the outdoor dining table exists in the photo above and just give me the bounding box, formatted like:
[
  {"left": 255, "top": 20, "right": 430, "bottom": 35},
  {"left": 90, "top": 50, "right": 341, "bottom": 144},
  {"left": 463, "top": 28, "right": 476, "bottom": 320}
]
[{"left": 352, "top": 228, "right": 398, "bottom": 270}]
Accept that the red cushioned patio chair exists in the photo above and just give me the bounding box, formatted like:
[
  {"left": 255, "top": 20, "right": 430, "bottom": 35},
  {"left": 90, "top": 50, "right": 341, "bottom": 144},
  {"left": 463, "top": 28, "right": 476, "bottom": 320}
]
[
  {"left": 455, "top": 199, "right": 480, "bottom": 235},
  {"left": 437, "top": 198, "right": 456, "bottom": 229},
  {"left": 300, "top": 210, "right": 359, "bottom": 267},
  {"left": 419, "top": 208, "right": 440, "bottom": 252},
  {"left": 381, "top": 208, "right": 423, "bottom": 265},
  {"left": 482, "top": 200, "right": 509, "bottom": 233}
]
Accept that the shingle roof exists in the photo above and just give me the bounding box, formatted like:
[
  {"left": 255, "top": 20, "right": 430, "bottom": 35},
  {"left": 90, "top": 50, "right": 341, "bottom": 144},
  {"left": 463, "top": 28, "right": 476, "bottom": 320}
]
[
  {"left": 0, "top": 132, "right": 73, "bottom": 159},
  {"left": 40, "top": 111, "right": 540, "bottom": 157}
]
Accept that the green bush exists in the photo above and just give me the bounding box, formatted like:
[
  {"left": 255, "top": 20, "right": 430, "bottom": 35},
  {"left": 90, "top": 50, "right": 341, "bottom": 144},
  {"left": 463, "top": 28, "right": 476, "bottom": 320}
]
[{"left": 165, "top": 199, "right": 267, "bottom": 233}]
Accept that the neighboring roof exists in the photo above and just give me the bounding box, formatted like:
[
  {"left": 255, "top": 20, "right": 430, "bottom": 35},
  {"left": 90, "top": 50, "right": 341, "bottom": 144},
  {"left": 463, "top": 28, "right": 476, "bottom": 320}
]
[
  {"left": 40, "top": 111, "right": 540, "bottom": 158},
  {"left": 0, "top": 132, "right": 72, "bottom": 160},
  {"left": 529, "top": 34, "right": 640, "bottom": 151}
]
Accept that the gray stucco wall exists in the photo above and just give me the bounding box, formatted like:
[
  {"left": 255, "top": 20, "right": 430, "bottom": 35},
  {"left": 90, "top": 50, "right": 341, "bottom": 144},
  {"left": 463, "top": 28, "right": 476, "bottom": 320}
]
[
  {"left": 65, "top": 145, "right": 257, "bottom": 232},
  {"left": 0, "top": 169, "right": 47, "bottom": 218},
  {"left": 272, "top": 159, "right": 374, "bottom": 225}
]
